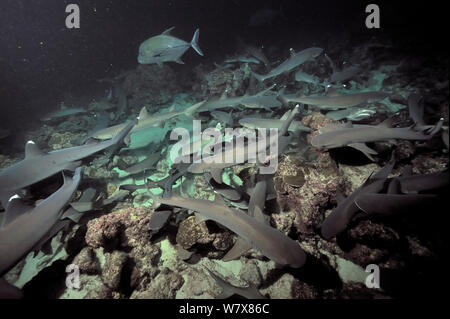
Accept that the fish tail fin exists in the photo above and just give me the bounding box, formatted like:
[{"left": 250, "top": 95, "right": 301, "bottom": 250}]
[
  {"left": 191, "top": 28, "right": 204, "bottom": 56},
  {"left": 251, "top": 71, "right": 264, "bottom": 82}
]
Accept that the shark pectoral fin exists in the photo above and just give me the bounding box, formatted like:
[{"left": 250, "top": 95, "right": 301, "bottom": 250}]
[
  {"left": 213, "top": 192, "right": 228, "bottom": 206},
  {"left": 25, "top": 141, "right": 46, "bottom": 158},
  {"left": 205, "top": 269, "right": 235, "bottom": 299},
  {"left": 348, "top": 143, "right": 378, "bottom": 161},
  {"left": 222, "top": 236, "right": 252, "bottom": 262},
  {"left": 31, "top": 219, "right": 71, "bottom": 256},
  {"left": 175, "top": 58, "right": 185, "bottom": 64},
  {"left": 61, "top": 207, "right": 84, "bottom": 223},
  {"left": 1, "top": 196, "right": 33, "bottom": 228},
  {"left": 194, "top": 212, "right": 209, "bottom": 224},
  {"left": 210, "top": 168, "right": 223, "bottom": 184},
  {"left": 149, "top": 210, "right": 172, "bottom": 231},
  {"left": 63, "top": 161, "right": 82, "bottom": 172}
]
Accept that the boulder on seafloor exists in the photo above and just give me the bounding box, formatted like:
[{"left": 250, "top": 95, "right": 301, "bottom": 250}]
[
  {"left": 274, "top": 152, "right": 347, "bottom": 235},
  {"left": 175, "top": 215, "right": 234, "bottom": 257},
  {"left": 130, "top": 267, "right": 184, "bottom": 299}
]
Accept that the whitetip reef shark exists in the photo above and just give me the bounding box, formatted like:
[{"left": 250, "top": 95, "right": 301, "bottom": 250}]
[
  {"left": 222, "top": 174, "right": 270, "bottom": 262},
  {"left": 239, "top": 110, "right": 311, "bottom": 133},
  {"left": 187, "top": 105, "right": 300, "bottom": 183},
  {"left": 320, "top": 156, "right": 395, "bottom": 239},
  {"left": 311, "top": 117, "right": 444, "bottom": 160},
  {"left": 0, "top": 167, "right": 82, "bottom": 275},
  {"left": 252, "top": 47, "right": 323, "bottom": 82},
  {"left": 147, "top": 190, "right": 306, "bottom": 268},
  {"left": 0, "top": 119, "right": 136, "bottom": 201},
  {"left": 91, "top": 101, "right": 205, "bottom": 141},
  {"left": 279, "top": 88, "right": 389, "bottom": 110}
]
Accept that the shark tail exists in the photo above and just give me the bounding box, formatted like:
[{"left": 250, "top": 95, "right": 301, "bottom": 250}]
[
  {"left": 251, "top": 71, "right": 265, "bottom": 82},
  {"left": 191, "top": 28, "right": 203, "bottom": 56}
]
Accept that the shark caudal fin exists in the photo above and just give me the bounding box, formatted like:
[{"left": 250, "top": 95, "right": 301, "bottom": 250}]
[{"left": 191, "top": 28, "right": 203, "bottom": 56}]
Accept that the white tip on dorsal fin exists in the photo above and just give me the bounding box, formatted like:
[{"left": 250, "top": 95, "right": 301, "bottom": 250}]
[
  {"left": 25, "top": 141, "right": 46, "bottom": 158},
  {"left": 220, "top": 90, "right": 228, "bottom": 100},
  {"left": 138, "top": 107, "right": 148, "bottom": 121},
  {"left": 169, "top": 105, "right": 176, "bottom": 112},
  {"left": 280, "top": 110, "right": 291, "bottom": 121},
  {"left": 378, "top": 117, "right": 394, "bottom": 128},
  {"left": 161, "top": 26, "right": 175, "bottom": 35},
  {"left": 1, "top": 195, "right": 33, "bottom": 228}
]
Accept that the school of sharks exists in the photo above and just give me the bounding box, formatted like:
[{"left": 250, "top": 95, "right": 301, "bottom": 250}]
[{"left": 0, "top": 8, "right": 449, "bottom": 300}]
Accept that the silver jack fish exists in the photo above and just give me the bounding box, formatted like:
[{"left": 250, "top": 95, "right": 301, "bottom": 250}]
[{"left": 138, "top": 27, "right": 203, "bottom": 66}]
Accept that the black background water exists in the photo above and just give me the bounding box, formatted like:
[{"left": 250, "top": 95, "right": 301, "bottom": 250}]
[{"left": 0, "top": 0, "right": 447, "bottom": 129}]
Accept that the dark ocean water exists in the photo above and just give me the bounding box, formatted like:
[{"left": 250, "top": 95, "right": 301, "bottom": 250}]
[{"left": 0, "top": 0, "right": 446, "bottom": 126}]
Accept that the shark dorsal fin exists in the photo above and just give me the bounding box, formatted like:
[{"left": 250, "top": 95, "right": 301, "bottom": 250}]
[
  {"left": 214, "top": 193, "right": 227, "bottom": 206},
  {"left": 219, "top": 90, "right": 228, "bottom": 100},
  {"left": 169, "top": 105, "right": 176, "bottom": 112},
  {"left": 280, "top": 110, "right": 291, "bottom": 121},
  {"left": 161, "top": 26, "right": 175, "bottom": 35},
  {"left": 289, "top": 48, "right": 296, "bottom": 57},
  {"left": 378, "top": 117, "right": 394, "bottom": 128},
  {"left": 25, "top": 141, "right": 46, "bottom": 158},
  {"left": 1, "top": 195, "right": 33, "bottom": 228},
  {"left": 138, "top": 107, "right": 149, "bottom": 121},
  {"left": 348, "top": 142, "right": 377, "bottom": 161},
  {"left": 253, "top": 206, "right": 265, "bottom": 223},
  {"left": 326, "top": 87, "right": 340, "bottom": 97}
]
